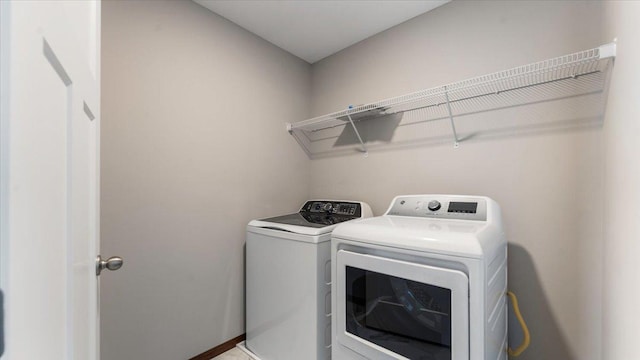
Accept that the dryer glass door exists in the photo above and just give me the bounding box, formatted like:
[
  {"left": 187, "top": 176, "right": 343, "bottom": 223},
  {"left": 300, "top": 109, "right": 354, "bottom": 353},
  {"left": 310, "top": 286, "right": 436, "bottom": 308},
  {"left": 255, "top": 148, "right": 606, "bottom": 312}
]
[{"left": 336, "top": 250, "right": 469, "bottom": 360}]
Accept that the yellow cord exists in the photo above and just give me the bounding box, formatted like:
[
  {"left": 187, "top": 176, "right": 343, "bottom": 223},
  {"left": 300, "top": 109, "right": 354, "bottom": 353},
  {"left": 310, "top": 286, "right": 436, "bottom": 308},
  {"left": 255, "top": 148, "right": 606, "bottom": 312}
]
[{"left": 507, "top": 291, "right": 530, "bottom": 357}]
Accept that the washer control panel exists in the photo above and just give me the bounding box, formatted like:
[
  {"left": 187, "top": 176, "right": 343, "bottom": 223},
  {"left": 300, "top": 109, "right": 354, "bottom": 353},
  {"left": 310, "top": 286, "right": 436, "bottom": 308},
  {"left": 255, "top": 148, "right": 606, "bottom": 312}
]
[
  {"left": 302, "top": 201, "right": 361, "bottom": 217},
  {"left": 386, "top": 195, "right": 487, "bottom": 221}
]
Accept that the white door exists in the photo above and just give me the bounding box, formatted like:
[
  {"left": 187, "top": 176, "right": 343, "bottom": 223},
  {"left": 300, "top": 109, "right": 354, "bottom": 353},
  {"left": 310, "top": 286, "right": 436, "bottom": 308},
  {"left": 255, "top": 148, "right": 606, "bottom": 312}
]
[{"left": 0, "top": 1, "right": 105, "bottom": 359}]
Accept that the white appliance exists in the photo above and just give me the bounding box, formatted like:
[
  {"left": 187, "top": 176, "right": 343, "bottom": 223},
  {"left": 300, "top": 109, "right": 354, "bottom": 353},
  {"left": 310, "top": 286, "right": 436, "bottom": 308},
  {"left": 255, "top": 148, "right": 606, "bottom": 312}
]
[
  {"left": 243, "top": 200, "right": 373, "bottom": 360},
  {"left": 331, "top": 195, "right": 507, "bottom": 360}
]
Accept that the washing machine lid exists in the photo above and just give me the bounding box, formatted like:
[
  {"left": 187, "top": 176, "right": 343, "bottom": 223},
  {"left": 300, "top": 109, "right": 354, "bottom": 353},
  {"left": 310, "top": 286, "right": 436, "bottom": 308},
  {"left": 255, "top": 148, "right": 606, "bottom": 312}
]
[
  {"left": 248, "top": 215, "right": 338, "bottom": 236},
  {"left": 248, "top": 200, "right": 373, "bottom": 236},
  {"left": 332, "top": 215, "right": 503, "bottom": 258}
]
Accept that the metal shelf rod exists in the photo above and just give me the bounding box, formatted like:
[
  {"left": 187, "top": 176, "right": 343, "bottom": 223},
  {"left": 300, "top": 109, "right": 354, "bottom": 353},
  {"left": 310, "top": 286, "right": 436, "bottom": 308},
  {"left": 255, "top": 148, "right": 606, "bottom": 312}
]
[
  {"left": 303, "top": 68, "right": 602, "bottom": 134},
  {"left": 287, "top": 43, "right": 616, "bottom": 158},
  {"left": 290, "top": 44, "right": 615, "bottom": 133}
]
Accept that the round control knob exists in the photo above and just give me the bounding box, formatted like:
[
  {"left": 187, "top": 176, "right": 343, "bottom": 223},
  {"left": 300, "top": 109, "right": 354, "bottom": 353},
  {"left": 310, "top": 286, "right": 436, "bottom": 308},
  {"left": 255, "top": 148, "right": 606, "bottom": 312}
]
[
  {"left": 427, "top": 200, "right": 441, "bottom": 211},
  {"left": 322, "top": 203, "right": 333, "bottom": 212}
]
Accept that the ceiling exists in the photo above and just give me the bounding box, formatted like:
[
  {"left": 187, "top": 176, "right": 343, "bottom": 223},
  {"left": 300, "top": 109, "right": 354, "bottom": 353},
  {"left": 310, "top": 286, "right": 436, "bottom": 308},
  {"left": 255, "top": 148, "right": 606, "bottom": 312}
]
[{"left": 193, "top": 0, "right": 450, "bottom": 64}]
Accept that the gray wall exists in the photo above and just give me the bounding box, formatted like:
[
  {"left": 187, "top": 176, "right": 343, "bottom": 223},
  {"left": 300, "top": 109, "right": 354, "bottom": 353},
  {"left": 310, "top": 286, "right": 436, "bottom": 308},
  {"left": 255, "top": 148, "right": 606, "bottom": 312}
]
[
  {"left": 601, "top": 2, "right": 640, "bottom": 359},
  {"left": 308, "top": 2, "right": 604, "bottom": 359},
  {"left": 101, "top": 1, "right": 622, "bottom": 359},
  {"left": 100, "top": 1, "right": 310, "bottom": 359}
]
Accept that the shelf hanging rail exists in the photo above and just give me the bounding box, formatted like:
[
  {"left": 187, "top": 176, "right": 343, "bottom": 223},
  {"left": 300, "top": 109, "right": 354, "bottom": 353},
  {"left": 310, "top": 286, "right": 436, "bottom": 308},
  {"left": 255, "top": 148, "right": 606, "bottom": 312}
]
[{"left": 287, "top": 42, "right": 616, "bottom": 157}]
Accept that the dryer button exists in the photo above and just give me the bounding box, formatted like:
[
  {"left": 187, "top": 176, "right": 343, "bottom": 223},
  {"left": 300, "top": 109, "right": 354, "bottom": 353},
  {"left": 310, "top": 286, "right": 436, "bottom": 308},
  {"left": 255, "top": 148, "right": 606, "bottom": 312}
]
[{"left": 428, "top": 200, "right": 441, "bottom": 211}]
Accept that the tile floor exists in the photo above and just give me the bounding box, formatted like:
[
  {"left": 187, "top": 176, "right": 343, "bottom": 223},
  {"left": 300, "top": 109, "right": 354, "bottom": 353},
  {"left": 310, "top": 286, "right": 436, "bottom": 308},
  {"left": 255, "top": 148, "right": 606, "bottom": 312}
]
[{"left": 212, "top": 347, "right": 252, "bottom": 360}]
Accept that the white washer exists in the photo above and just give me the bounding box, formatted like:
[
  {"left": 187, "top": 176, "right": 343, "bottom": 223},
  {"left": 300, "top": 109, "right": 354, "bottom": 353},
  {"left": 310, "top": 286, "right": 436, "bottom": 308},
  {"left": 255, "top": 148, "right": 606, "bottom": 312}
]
[
  {"left": 331, "top": 195, "right": 507, "bottom": 360},
  {"left": 244, "top": 200, "right": 373, "bottom": 360}
]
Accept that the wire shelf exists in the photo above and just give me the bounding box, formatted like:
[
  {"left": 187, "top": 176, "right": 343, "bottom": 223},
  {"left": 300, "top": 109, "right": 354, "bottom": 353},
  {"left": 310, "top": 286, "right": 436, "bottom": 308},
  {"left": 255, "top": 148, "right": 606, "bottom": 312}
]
[{"left": 288, "top": 43, "right": 616, "bottom": 157}]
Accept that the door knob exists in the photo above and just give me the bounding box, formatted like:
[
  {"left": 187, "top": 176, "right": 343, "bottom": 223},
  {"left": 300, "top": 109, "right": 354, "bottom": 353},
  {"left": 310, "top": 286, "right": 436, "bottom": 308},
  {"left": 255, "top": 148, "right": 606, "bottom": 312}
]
[{"left": 96, "top": 255, "right": 123, "bottom": 276}]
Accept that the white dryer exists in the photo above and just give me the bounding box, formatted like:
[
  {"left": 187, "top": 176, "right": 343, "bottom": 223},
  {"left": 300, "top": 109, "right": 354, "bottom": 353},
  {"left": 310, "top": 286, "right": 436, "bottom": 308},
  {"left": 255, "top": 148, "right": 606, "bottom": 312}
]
[
  {"left": 331, "top": 195, "right": 507, "bottom": 360},
  {"left": 243, "top": 200, "right": 373, "bottom": 360}
]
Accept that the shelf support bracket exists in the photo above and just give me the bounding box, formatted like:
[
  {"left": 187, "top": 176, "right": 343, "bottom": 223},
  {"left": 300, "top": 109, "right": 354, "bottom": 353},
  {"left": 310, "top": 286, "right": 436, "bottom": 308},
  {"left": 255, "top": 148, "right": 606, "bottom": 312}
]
[
  {"left": 444, "top": 86, "right": 460, "bottom": 148},
  {"left": 346, "top": 113, "right": 368, "bottom": 157}
]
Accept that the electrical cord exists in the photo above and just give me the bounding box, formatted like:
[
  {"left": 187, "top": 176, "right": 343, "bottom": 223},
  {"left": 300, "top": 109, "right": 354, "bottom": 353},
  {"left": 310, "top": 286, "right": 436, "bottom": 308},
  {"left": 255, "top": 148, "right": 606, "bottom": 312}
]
[{"left": 507, "top": 291, "right": 530, "bottom": 357}]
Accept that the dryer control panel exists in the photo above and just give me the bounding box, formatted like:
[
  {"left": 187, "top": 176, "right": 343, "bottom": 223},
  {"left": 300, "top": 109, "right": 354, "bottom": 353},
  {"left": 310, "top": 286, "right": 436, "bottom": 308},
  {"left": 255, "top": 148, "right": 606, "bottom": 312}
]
[{"left": 386, "top": 195, "right": 488, "bottom": 221}]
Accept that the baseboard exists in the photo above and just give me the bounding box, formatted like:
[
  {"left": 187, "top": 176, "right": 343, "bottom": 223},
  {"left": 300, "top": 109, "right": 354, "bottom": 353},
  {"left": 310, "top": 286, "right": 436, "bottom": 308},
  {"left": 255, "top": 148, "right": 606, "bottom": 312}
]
[{"left": 189, "top": 334, "right": 246, "bottom": 360}]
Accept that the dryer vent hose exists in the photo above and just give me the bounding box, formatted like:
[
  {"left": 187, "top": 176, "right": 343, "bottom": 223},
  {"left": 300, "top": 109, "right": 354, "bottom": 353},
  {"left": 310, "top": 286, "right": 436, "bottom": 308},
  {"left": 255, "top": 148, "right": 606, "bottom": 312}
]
[{"left": 507, "top": 291, "right": 530, "bottom": 357}]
